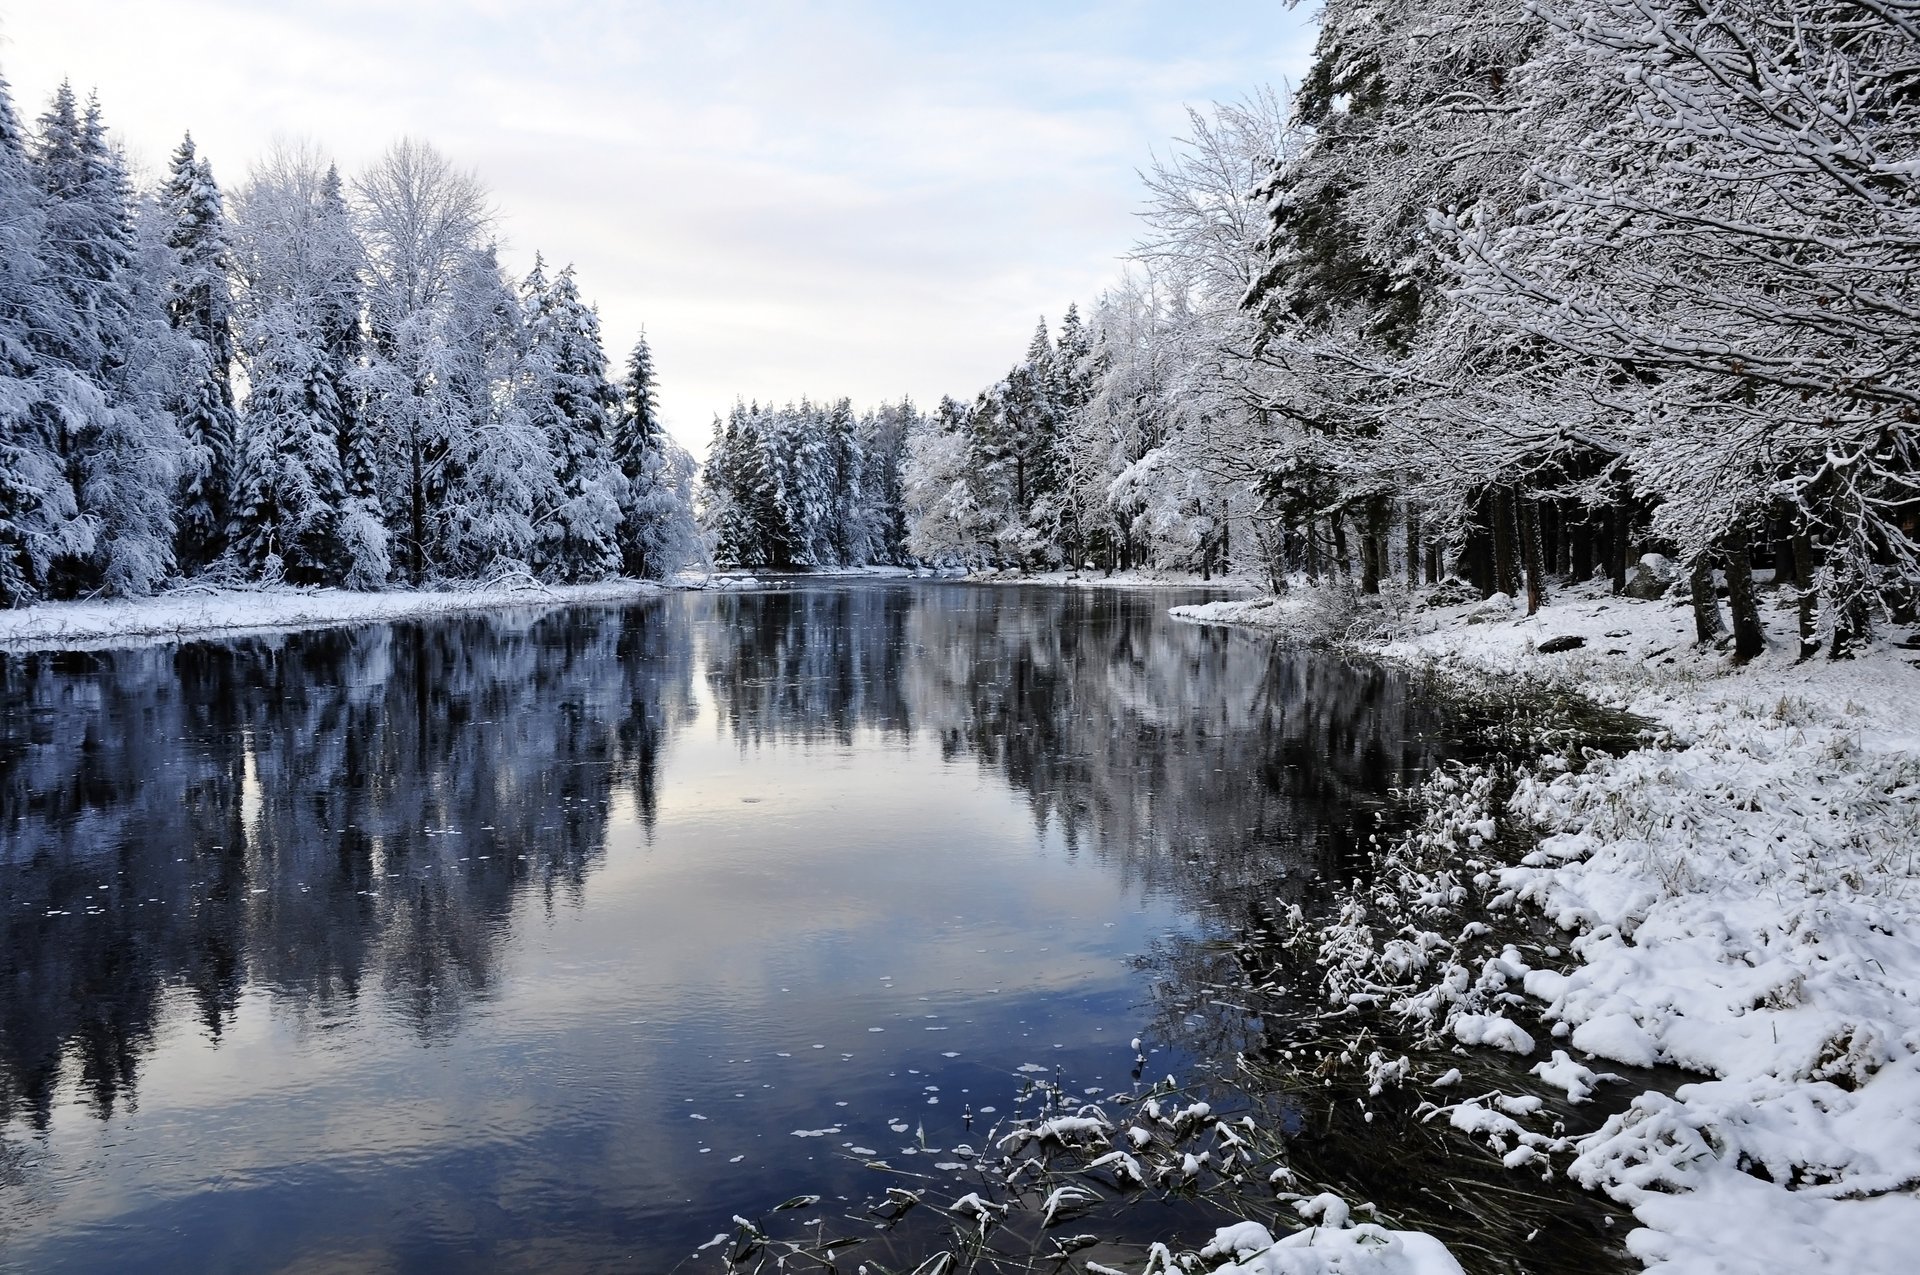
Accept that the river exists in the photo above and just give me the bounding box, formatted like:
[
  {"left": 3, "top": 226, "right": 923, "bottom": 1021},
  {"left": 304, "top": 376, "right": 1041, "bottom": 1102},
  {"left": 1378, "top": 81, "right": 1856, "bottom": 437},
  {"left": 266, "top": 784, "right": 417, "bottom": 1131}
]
[{"left": 0, "top": 582, "right": 1449, "bottom": 1272}]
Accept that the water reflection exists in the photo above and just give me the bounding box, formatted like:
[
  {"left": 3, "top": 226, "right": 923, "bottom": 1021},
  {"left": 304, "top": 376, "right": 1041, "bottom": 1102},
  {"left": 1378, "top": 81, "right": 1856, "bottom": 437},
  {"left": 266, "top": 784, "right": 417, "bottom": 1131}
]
[{"left": 0, "top": 583, "right": 1447, "bottom": 1269}]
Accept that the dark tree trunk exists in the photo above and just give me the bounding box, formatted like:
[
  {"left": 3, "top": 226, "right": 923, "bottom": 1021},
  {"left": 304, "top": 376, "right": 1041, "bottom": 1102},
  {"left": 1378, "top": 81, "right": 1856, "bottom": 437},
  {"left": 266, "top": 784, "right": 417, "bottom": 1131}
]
[
  {"left": 1491, "top": 488, "right": 1517, "bottom": 598},
  {"left": 1359, "top": 502, "right": 1382, "bottom": 595},
  {"left": 1610, "top": 503, "right": 1631, "bottom": 595},
  {"left": 1406, "top": 503, "right": 1421, "bottom": 589},
  {"left": 1689, "top": 556, "right": 1726, "bottom": 645},
  {"left": 1330, "top": 515, "right": 1351, "bottom": 580},
  {"left": 1468, "top": 526, "right": 1494, "bottom": 597},
  {"left": 1571, "top": 515, "right": 1593, "bottom": 584},
  {"left": 1305, "top": 519, "right": 1320, "bottom": 583},
  {"left": 1723, "top": 528, "right": 1766, "bottom": 663},
  {"left": 1790, "top": 532, "right": 1820, "bottom": 661},
  {"left": 1519, "top": 498, "right": 1547, "bottom": 616},
  {"left": 1425, "top": 541, "right": 1442, "bottom": 585},
  {"left": 1829, "top": 561, "right": 1870, "bottom": 659},
  {"left": 410, "top": 437, "right": 426, "bottom": 586}
]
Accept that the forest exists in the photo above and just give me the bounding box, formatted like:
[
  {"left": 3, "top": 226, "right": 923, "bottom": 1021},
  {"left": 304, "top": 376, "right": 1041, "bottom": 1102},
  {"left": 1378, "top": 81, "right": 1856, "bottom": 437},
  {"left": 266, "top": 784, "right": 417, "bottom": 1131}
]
[
  {"left": 6, "top": 0, "right": 1917, "bottom": 669},
  {"left": 886, "top": 0, "right": 1920, "bottom": 661},
  {"left": 0, "top": 78, "right": 701, "bottom": 608}
]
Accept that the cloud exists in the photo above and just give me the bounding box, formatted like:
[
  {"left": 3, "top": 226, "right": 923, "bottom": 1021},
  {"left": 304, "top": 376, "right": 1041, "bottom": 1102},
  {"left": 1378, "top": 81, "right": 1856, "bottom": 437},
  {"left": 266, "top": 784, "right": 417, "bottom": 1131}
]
[{"left": 0, "top": 0, "right": 1316, "bottom": 451}]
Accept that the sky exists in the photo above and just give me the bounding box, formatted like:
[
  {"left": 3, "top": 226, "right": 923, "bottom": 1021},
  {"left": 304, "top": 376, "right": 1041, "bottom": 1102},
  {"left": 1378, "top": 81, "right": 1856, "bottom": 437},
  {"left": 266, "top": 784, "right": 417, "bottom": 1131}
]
[{"left": 0, "top": 1, "right": 1318, "bottom": 454}]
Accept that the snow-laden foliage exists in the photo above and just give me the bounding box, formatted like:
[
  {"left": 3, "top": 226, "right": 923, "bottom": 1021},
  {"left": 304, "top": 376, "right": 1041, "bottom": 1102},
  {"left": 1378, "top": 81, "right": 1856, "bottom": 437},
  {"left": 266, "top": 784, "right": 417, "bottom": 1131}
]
[
  {"left": 700, "top": 396, "right": 912, "bottom": 569},
  {"left": 901, "top": 0, "right": 1920, "bottom": 654},
  {"left": 0, "top": 74, "right": 697, "bottom": 605}
]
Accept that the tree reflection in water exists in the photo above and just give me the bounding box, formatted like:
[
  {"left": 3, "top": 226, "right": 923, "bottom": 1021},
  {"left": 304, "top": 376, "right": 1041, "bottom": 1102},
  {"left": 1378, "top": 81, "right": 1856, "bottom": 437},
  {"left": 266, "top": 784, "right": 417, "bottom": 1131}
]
[{"left": 0, "top": 582, "right": 1455, "bottom": 1264}]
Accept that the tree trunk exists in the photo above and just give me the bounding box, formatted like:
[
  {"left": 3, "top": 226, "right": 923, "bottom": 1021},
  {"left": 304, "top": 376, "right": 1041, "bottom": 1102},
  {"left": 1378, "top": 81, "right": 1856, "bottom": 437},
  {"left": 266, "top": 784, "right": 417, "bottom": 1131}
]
[
  {"left": 1723, "top": 528, "right": 1766, "bottom": 663},
  {"left": 1519, "top": 498, "right": 1547, "bottom": 616},
  {"left": 1305, "top": 519, "right": 1320, "bottom": 584},
  {"left": 1689, "top": 556, "right": 1726, "bottom": 645},
  {"left": 1330, "top": 515, "right": 1351, "bottom": 580},
  {"left": 410, "top": 437, "right": 426, "bottom": 587},
  {"left": 1790, "top": 532, "right": 1819, "bottom": 661},
  {"left": 1610, "top": 502, "right": 1631, "bottom": 595},
  {"left": 1570, "top": 516, "right": 1593, "bottom": 584},
  {"left": 1359, "top": 505, "right": 1381, "bottom": 595},
  {"left": 1405, "top": 503, "right": 1421, "bottom": 589},
  {"left": 1491, "top": 488, "right": 1517, "bottom": 598}
]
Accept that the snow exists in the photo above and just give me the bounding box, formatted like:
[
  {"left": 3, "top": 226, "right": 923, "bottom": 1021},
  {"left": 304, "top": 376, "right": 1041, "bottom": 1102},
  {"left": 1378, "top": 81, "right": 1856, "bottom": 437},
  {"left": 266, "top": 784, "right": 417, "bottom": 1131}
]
[
  {"left": 0, "top": 579, "right": 666, "bottom": 653},
  {"left": 1194, "top": 1217, "right": 1466, "bottom": 1275},
  {"left": 1189, "top": 577, "right": 1920, "bottom": 1275}
]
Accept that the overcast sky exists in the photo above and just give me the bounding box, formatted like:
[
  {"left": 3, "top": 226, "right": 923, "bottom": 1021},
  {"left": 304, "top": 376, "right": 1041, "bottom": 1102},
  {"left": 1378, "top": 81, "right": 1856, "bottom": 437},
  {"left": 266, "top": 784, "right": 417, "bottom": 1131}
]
[{"left": 1, "top": 1, "right": 1317, "bottom": 453}]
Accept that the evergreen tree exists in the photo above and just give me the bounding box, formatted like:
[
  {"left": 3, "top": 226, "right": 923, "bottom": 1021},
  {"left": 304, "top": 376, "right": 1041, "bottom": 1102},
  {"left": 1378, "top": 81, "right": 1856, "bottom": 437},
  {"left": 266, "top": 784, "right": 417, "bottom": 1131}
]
[
  {"left": 229, "top": 143, "right": 361, "bottom": 584},
  {"left": 32, "top": 87, "right": 180, "bottom": 596},
  {"left": 315, "top": 163, "right": 385, "bottom": 588},
  {"left": 161, "top": 133, "right": 239, "bottom": 575},
  {"left": 520, "top": 259, "right": 621, "bottom": 581},
  {"left": 228, "top": 311, "right": 349, "bottom": 582},
  {"left": 0, "top": 71, "right": 80, "bottom": 607},
  {"left": 434, "top": 244, "right": 546, "bottom": 578},
  {"left": 612, "top": 332, "right": 694, "bottom": 578}
]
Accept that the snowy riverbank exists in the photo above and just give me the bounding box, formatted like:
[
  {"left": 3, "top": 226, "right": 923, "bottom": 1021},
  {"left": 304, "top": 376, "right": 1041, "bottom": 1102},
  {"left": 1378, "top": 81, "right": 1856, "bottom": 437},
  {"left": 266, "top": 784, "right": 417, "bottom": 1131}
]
[
  {"left": 0, "top": 578, "right": 670, "bottom": 652},
  {"left": 1177, "top": 580, "right": 1920, "bottom": 1274},
  {"left": 968, "top": 565, "right": 1262, "bottom": 592}
]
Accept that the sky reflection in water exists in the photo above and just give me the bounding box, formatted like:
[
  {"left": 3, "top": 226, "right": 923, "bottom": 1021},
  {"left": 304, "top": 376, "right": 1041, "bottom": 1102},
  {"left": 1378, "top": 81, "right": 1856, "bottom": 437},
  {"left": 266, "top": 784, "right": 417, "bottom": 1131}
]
[{"left": 0, "top": 583, "right": 1446, "bottom": 1271}]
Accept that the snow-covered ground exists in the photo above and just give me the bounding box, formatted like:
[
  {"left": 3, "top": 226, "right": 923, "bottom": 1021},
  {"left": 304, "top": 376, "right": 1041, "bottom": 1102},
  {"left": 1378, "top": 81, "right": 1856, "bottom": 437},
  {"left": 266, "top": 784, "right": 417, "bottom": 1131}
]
[
  {"left": 1179, "top": 579, "right": 1920, "bottom": 1274},
  {"left": 969, "top": 565, "right": 1262, "bottom": 592},
  {"left": 0, "top": 579, "right": 668, "bottom": 652}
]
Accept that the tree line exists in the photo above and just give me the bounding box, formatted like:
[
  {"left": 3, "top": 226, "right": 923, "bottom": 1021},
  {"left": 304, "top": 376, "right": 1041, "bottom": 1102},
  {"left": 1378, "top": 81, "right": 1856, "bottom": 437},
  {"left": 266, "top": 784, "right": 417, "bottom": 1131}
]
[
  {"left": 699, "top": 397, "right": 914, "bottom": 570},
  {"left": 0, "top": 73, "right": 699, "bottom": 608},
  {"left": 899, "top": 1, "right": 1920, "bottom": 658}
]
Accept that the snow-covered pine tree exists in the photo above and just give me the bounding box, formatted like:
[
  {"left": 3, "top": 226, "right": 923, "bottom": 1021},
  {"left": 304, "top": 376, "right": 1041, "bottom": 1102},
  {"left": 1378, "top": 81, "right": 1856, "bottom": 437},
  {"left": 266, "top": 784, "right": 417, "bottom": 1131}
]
[
  {"left": 357, "top": 139, "right": 490, "bottom": 583},
  {"left": 31, "top": 87, "right": 181, "bottom": 597},
  {"left": 519, "top": 260, "right": 621, "bottom": 582},
  {"left": 0, "top": 70, "right": 82, "bottom": 607},
  {"left": 315, "top": 163, "right": 385, "bottom": 588},
  {"left": 229, "top": 143, "right": 364, "bottom": 584},
  {"left": 227, "top": 309, "right": 350, "bottom": 582},
  {"left": 611, "top": 332, "right": 695, "bottom": 578},
  {"left": 161, "top": 133, "right": 239, "bottom": 575},
  {"left": 433, "top": 244, "right": 547, "bottom": 578}
]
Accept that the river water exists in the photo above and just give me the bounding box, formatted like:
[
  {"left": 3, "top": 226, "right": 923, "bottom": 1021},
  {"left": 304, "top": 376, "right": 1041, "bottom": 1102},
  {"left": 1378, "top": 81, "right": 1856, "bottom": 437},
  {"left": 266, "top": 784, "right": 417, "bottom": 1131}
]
[{"left": 0, "top": 582, "right": 1449, "bottom": 1272}]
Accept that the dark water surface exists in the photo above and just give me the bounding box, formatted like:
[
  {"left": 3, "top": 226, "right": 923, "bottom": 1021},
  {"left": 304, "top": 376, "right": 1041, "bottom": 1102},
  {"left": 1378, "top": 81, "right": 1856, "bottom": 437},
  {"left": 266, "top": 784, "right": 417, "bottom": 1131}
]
[{"left": 0, "top": 583, "right": 1447, "bottom": 1272}]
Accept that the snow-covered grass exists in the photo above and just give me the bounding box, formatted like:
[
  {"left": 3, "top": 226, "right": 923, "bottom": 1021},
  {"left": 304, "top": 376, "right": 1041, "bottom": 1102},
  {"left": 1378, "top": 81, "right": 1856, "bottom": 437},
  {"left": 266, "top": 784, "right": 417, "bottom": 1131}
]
[
  {"left": 1184, "top": 577, "right": 1920, "bottom": 1275},
  {"left": 0, "top": 578, "right": 668, "bottom": 652}
]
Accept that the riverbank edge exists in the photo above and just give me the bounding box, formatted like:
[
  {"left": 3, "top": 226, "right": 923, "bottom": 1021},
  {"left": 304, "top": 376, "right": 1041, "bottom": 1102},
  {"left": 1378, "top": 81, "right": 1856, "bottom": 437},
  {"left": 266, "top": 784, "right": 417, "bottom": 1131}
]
[
  {"left": 0, "top": 568, "right": 1258, "bottom": 655},
  {"left": 0, "top": 579, "right": 677, "bottom": 653},
  {"left": 1173, "top": 580, "right": 1920, "bottom": 1275}
]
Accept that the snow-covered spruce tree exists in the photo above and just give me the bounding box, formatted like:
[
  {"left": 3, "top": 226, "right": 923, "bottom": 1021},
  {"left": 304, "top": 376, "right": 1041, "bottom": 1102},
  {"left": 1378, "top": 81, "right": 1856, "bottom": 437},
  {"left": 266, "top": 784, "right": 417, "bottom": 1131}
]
[
  {"left": 698, "top": 406, "right": 752, "bottom": 568},
  {"left": 161, "top": 133, "right": 239, "bottom": 576},
  {"left": 227, "top": 308, "right": 350, "bottom": 582},
  {"left": 1444, "top": 0, "right": 1920, "bottom": 655},
  {"left": 30, "top": 86, "right": 182, "bottom": 598},
  {"left": 228, "top": 143, "right": 366, "bottom": 584},
  {"left": 852, "top": 398, "right": 914, "bottom": 565},
  {"left": 316, "top": 163, "right": 386, "bottom": 589},
  {"left": 612, "top": 333, "right": 697, "bottom": 578},
  {"left": 0, "top": 70, "right": 84, "bottom": 607},
  {"left": 432, "top": 244, "right": 548, "bottom": 578},
  {"left": 357, "top": 139, "right": 490, "bottom": 584},
  {"left": 519, "top": 259, "right": 621, "bottom": 582}
]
